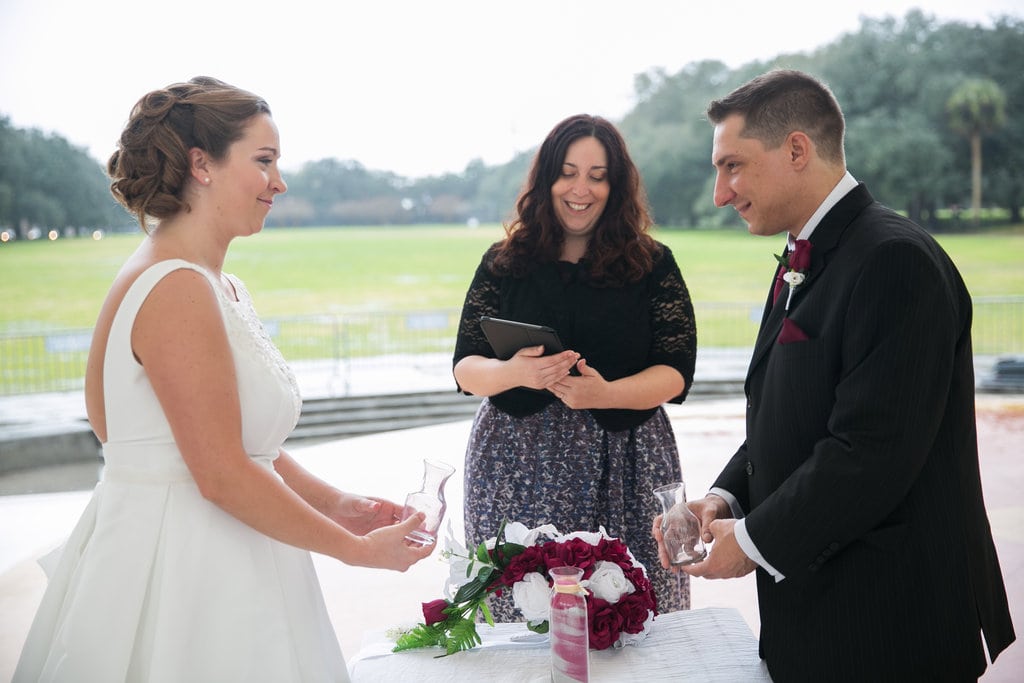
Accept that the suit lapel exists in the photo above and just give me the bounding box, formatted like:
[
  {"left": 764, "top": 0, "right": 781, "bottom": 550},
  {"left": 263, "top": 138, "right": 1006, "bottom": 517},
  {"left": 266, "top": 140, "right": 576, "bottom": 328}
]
[
  {"left": 746, "top": 288, "right": 787, "bottom": 393},
  {"left": 744, "top": 184, "right": 875, "bottom": 391}
]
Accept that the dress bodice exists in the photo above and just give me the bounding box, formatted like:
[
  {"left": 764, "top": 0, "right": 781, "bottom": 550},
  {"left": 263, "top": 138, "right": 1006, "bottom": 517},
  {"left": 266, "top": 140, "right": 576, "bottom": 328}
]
[{"left": 103, "top": 259, "right": 301, "bottom": 458}]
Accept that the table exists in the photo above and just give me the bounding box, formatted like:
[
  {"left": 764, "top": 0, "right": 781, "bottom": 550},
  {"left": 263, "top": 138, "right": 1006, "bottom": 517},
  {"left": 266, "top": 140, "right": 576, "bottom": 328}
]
[{"left": 348, "top": 607, "right": 772, "bottom": 682}]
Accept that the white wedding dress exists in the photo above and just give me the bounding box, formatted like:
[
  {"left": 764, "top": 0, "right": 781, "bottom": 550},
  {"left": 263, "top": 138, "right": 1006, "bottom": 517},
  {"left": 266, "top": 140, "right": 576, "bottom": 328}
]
[{"left": 14, "top": 260, "right": 349, "bottom": 682}]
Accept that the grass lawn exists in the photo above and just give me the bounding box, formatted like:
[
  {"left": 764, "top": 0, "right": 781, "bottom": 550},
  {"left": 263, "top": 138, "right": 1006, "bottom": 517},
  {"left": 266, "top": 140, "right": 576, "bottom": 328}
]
[{"left": 2, "top": 224, "right": 1022, "bottom": 330}]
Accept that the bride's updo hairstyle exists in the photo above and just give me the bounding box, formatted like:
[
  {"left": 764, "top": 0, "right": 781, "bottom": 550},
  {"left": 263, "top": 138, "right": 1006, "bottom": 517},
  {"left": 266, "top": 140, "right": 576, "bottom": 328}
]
[{"left": 107, "top": 76, "right": 271, "bottom": 232}]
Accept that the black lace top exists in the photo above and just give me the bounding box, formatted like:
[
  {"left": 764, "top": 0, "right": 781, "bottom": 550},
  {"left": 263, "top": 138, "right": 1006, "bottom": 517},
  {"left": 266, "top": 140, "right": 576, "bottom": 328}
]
[{"left": 453, "top": 242, "right": 697, "bottom": 431}]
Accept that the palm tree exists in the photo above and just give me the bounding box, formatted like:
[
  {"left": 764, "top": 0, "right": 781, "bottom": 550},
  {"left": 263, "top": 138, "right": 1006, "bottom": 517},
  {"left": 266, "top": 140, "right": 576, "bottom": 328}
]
[{"left": 947, "top": 78, "right": 1007, "bottom": 226}]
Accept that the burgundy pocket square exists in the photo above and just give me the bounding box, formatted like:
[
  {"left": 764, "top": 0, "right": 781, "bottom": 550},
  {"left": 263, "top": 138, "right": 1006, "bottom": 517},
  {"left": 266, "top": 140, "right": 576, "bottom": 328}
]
[{"left": 778, "top": 318, "right": 809, "bottom": 344}]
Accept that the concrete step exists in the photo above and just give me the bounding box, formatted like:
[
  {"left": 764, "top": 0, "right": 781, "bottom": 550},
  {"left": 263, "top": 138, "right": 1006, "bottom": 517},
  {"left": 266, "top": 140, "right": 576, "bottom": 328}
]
[
  {"left": 289, "top": 391, "right": 482, "bottom": 443},
  {"left": 1, "top": 382, "right": 748, "bottom": 478}
]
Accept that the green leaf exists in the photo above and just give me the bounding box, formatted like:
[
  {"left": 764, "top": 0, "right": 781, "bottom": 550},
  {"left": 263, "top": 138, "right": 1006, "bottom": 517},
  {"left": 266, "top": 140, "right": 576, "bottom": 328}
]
[
  {"left": 480, "top": 599, "right": 495, "bottom": 627},
  {"left": 495, "top": 541, "right": 526, "bottom": 564},
  {"left": 475, "top": 541, "right": 491, "bottom": 563},
  {"left": 451, "top": 568, "right": 494, "bottom": 604},
  {"left": 392, "top": 623, "right": 446, "bottom": 652},
  {"left": 527, "top": 620, "right": 550, "bottom": 635},
  {"left": 774, "top": 252, "right": 789, "bottom": 268},
  {"left": 444, "top": 618, "right": 483, "bottom": 655}
]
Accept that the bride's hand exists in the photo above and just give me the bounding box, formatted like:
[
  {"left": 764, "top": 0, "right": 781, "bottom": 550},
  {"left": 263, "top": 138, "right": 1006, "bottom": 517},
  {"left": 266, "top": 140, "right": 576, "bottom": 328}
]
[
  {"left": 326, "top": 493, "right": 402, "bottom": 536},
  {"left": 356, "top": 513, "right": 436, "bottom": 571}
]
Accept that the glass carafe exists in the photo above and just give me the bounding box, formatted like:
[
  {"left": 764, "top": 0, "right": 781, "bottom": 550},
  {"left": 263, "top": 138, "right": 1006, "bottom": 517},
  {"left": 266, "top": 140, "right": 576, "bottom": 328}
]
[
  {"left": 400, "top": 458, "right": 455, "bottom": 546},
  {"left": 549, "top": 566, "right": 590, "bottom": 683},
  {"left": 653, "top": 481, "right": 707, "bottom": 566}
]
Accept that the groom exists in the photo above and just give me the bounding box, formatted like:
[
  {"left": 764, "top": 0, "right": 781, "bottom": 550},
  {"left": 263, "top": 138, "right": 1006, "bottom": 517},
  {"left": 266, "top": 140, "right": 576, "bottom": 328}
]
[{"left": 655, "top": 69, "right": 1015, "bottom": 681}]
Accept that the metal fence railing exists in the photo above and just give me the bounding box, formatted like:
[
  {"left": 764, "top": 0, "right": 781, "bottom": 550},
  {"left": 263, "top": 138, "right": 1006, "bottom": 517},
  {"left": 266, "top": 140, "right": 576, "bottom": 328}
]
[{"left": 2, "top": 298, "right": 1021, "bottom": 397}]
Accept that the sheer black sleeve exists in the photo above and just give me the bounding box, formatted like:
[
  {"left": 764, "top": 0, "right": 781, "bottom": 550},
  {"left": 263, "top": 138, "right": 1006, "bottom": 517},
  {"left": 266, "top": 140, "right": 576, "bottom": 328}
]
[
  {"left": 649, "top": 246, "right": 697, "bottom": 402},
  {"left": 453, "top": 246, "right": 502, "bottom": 367}
]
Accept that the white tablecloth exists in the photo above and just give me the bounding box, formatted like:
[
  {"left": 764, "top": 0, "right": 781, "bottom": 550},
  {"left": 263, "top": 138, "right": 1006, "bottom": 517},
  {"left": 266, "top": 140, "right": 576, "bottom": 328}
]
[{"left": 348, "top": 606, "right": 771, "bottom": 682}]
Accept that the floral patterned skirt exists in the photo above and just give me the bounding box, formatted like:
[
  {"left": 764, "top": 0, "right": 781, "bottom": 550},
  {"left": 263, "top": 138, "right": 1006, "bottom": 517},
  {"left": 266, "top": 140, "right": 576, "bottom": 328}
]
[{"left": 462, "top": 398, "right": 690, "bottom": 621}]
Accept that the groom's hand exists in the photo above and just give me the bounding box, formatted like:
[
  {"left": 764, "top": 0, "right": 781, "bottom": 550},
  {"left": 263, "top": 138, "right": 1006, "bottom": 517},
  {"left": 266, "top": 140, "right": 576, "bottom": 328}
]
[{"left": 680, "top": 519, "right": 756, "bottom": 579}]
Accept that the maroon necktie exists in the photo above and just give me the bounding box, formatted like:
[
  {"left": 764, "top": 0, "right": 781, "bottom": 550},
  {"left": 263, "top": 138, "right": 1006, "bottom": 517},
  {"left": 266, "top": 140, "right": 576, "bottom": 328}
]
[
  {"left": 772, "top": 239, "right": 811, "bottom": 305},
  {"left": 772, "top": 264, "right": 787, "bottom": 304}
]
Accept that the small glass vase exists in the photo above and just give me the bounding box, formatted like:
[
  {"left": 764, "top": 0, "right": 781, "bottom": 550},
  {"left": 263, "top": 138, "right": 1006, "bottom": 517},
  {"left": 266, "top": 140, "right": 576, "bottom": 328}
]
[
  {"left": 549, "top": 566, "right": 590, "bottom": 683},
  {"left": 653, "top": 481, "right": 707, "bottom": 566},
  {"left": 400, "top": 458, "right": 455, "bottom": 546}
]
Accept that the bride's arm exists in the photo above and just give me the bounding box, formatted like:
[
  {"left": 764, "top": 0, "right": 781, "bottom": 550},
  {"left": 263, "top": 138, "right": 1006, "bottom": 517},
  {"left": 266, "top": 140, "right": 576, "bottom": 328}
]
[
  {"left": 133, "top": 270, "right": 432, "bottom": 570},
  {"left": 273, "top": 451, "right": 404, "bottom": 536}
]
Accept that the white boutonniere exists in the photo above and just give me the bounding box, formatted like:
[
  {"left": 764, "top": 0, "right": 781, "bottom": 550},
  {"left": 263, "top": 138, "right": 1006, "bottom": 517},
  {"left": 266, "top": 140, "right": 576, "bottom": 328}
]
[{"left": 774, "top": 239, "right": 813, "bottom": 310}]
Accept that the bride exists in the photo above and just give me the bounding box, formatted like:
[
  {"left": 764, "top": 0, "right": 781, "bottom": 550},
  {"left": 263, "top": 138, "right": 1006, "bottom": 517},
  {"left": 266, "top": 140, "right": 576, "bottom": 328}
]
[{"left": 14, "top": 76, "right": 433, "bottom": 682}]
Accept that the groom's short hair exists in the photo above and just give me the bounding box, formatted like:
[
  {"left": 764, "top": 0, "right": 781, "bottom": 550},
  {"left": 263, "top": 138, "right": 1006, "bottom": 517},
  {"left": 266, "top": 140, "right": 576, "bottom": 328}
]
[{"left": 707, "top": 69, "right": 846, "bottom": 166}]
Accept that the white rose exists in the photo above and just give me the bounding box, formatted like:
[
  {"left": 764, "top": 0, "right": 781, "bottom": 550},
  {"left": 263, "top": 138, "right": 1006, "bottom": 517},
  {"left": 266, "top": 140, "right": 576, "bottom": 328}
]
[
  {"left": 783, "top": 271, "right": 805, "bottom": 286},
  {"left": 558, "top": 525, "right": 617, "bottom": 546},
  {"left": 512, "top": 572, "right": 551, "bottom": 623},
  {"left": 557, "top": 530, "right": 603, "bottom": 545},
  {"left": 504, "top": 521, "right": 560, "bottom": 546},
  {"left": 585, "top": 561, "right": 635, "bottom": 603}
]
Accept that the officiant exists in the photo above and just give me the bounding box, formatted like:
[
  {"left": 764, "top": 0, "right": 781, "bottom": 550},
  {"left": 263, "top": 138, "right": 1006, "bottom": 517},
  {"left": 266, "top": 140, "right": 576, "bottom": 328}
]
[{"left": 452, "top": 114, "right": 697, "bottom": 618}]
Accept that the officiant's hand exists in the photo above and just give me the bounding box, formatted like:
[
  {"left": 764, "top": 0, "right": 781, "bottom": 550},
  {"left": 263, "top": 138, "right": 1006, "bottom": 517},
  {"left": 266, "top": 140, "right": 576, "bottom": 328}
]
[
  {"left": 679, "top": 519, "right": 756, "bottom": 579},
  {"left": 511, "top": 345, "right": 581, "bottom": 391},
  {"left": 549, "top": 358, "right": 603, "bottom": 409},
  {"left": 326, "top": 493, "right": 402, "bottom": 536},
  {"left": 552, "top": 361, "right": 685, "bottom": 412}
]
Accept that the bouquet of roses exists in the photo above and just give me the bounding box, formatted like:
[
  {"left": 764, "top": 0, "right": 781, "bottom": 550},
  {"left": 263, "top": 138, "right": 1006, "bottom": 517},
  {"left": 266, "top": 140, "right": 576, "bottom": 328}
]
[{"left": 392, "top": 519, "right": 658, "bottom": 656}]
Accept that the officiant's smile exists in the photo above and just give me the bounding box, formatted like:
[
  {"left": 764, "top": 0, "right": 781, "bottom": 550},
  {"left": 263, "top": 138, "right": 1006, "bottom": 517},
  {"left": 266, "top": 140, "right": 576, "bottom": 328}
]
[{"left": 552, "top": 135, "right": 609, "bottom": 250}]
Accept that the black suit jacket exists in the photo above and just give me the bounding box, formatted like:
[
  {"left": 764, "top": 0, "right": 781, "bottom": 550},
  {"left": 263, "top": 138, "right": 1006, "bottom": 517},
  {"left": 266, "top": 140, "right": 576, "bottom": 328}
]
[{"left": 713, "top": 184, "right": 1015, "bottom": 681}]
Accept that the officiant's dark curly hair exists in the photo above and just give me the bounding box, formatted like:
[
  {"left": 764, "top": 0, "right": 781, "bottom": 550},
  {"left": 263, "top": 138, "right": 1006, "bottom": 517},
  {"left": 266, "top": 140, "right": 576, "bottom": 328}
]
[
  {"left": 491, "top": 114, "right": 660, "bottom": 287},
  {"left": 107, "top": 76, "right": 271, "bottom": 232}
]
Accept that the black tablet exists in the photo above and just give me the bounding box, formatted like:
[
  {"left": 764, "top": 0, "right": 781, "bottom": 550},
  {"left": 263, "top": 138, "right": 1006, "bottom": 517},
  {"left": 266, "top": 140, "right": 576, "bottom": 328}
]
[{"left": 479, "top": 316, "right": 566, "bottom": 360}]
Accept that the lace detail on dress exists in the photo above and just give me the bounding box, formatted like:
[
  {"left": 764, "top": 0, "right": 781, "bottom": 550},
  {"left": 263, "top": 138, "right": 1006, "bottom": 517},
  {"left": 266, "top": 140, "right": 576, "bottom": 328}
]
[
  {"left": 649, "top": 261, "right": 697, "bottom": 364},
  {"left": 453, "top": 258, "right": 502, "bottom": 362},
  {"left": 222, "top": 274, "right": 302, "bottom": 425}
]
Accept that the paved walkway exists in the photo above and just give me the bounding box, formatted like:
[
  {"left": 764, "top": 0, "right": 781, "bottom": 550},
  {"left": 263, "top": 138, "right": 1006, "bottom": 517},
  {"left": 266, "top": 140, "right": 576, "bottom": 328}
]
[{"left": 1, "top": 354, "right": 1020, "bottom": 680}]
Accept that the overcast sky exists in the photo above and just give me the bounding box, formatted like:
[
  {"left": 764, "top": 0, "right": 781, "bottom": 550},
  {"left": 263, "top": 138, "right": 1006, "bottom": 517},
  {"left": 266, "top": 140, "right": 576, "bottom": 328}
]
[{"left": 1, "top": 0, "right": 1019, "bottom": 178}]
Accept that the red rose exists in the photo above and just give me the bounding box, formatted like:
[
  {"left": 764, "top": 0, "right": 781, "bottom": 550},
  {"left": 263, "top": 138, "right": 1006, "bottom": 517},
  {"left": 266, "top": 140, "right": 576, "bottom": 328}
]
[
  {"left": 549, "top": 538, "right": 597, "bottom": 573},
  {"left": 595, "top": 538, "right": 633, "bottom": 569},
  {"left": 587, "top": 597, "right": 625, "bottom": 650},
  {"left": 422, "top": 599, "right": 450, "bottom": 626},
  {"left": 500, "top": 546, "right": 546, "bottom": 585},
  {"left": 599, "top": 537, "right": 629, "bottom": 557},
  {"left": 615, "top": 592, "right": 653, "bottom": 634}
]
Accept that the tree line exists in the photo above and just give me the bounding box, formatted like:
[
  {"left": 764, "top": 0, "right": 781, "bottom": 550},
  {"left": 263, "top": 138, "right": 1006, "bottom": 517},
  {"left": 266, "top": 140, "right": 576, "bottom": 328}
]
[
  {"left": 618, "top": 10, "right": 1021, "bottom": 229},
  {"left": 1, "top": 10, "right": 1020, "bottom": 238},
  {"left": 0, "top": 119, "right": 126, "bottom": 236}
]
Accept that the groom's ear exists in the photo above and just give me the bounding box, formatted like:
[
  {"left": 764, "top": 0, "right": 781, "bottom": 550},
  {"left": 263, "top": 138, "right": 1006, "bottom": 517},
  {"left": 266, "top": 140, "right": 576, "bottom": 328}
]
[{"left": 785, "top": 131, "right": 813, "bottom": 170}]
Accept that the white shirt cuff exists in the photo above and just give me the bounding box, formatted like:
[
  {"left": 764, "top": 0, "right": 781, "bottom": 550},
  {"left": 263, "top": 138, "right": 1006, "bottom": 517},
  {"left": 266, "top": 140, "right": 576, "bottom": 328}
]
[
  {"left": 734, "top": 519, "right": 785, "bottom": 582},
  {"left": 708, "top": 487, "right": 744, "bottom": 518},
  {"left": 707, "top": 488, "right": 785, "bottom": 581}
]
